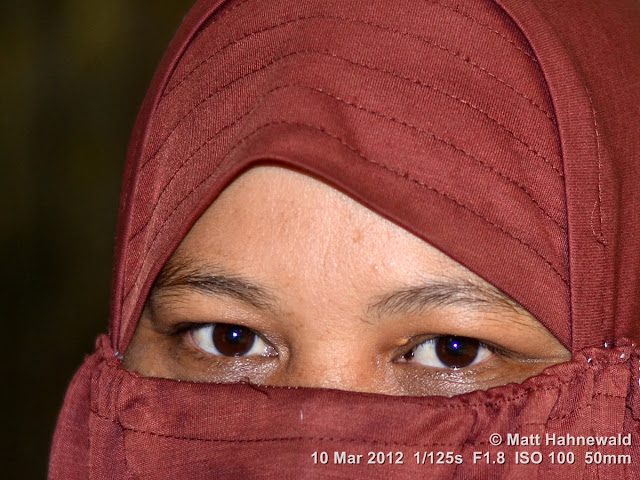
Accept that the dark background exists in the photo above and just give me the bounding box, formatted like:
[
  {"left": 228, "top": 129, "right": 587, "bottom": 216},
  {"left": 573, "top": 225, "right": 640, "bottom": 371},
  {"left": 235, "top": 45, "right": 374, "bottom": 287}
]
[{"left": 2, "top": 1, "right": 194, "bottom": 477}]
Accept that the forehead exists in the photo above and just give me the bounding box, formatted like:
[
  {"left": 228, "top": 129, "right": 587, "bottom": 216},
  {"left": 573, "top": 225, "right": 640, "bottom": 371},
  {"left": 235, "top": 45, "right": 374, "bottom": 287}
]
[{"left": 173, "top": 165, "right": 489, "bottom": 293}]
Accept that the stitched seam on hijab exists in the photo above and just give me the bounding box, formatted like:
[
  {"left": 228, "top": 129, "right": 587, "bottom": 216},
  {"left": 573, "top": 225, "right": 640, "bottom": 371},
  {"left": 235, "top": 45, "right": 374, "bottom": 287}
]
[
  {"left": 172, "top": 1, "right": 540, "bottom": 95},
  {"left": 517, "top": 393, "right": 627, "bottom": 424},
  {"left": 436, "top": 1, "right": 537, "bottom": 62},
  {"left": 593, "top": 392, "right": 627, "bottom": 400},
  {"left": 124, "top": 120, "right": 567, "bottom": 305},
  {"left": 121, "top": 419, "right": 134, "bottom": 478},
  {"left": 118, "top": 430, "right": 506, "bottom": 446},
  {"left": 187, "top": 0, "right": 254, "bottom": 54},
  {"left": 90, "top": 382, "right": 597, "bottom": 445},
  {"left": 91, "top": 410, "right": 568, "bottom": 447},
  {"left": 279, "top": 83, "right": 565, "bottom": 230},
  {"left": 585, "top": 88, "right": 606, "bottom": 246},
  {"left": 163, "top": 13, "right": 555, "bottom": 124},
  {"left": 147, "top": 50, "right": 563, "bottom": 176},
  {"left": 115, "top": 426, "right": 589, "bottom": 445},
  {"left": 130, "top": 82, "right": 563, "bottom": 245},
  {"left": 225, "top": 121, "right": 569, "bottom": 283},
  {"left": 91, "top": 411, "right": 498, "bottom": 447},
  {"left": 94, "top": 395, "right": 635, "bottom": 443},
  {"left": 91, "top": 374, "right": 635, "bottom": 445}
]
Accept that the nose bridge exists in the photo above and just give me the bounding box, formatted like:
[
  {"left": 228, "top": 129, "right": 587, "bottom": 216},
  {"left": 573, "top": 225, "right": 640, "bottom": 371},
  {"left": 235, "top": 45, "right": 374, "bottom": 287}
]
[
  {"left": 275, "top": 334, "right": 392, "bottom": 394},
  {"left": 284, "top": 359, "right": 376, "bottom": 393}
]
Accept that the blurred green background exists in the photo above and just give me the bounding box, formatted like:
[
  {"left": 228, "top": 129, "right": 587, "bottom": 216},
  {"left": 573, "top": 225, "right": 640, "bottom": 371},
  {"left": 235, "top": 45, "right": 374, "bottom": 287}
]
[{"left": 2, "top": 1, "right": 194, "bottom": 477}]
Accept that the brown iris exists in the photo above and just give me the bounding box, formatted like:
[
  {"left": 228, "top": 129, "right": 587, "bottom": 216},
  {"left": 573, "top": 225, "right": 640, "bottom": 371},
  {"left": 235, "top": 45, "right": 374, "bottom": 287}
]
[
  {"left": 212, "top": 324, "right": 256, "bottom": 356},
  {"left": 435, "top": 336, "right": 480, "bottom": 369}
]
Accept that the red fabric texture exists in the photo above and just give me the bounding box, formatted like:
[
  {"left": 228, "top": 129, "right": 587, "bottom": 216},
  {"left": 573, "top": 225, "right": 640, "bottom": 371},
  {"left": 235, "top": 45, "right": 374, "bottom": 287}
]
[{"left": 50, "top": 0, "right": 640, "bottom": 478}]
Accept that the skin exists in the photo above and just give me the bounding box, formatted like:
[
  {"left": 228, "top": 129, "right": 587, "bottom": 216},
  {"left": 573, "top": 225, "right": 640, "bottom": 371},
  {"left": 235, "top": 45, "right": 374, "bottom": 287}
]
[{"left": 123, "top": 166, "right": 570, "bottom": 397}]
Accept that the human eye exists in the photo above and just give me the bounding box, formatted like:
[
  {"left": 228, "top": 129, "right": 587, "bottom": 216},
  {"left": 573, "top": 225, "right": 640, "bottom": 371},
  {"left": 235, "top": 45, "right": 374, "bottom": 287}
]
[
  {"left": 401, "top": 335, "right": 492, "bottom": 369},
  {"left": 190, "top": 323, "right": 277, "bottom": 358}
]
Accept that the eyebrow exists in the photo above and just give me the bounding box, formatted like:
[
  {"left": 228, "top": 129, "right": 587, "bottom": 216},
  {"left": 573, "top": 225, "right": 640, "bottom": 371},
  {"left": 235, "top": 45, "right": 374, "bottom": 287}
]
[
  {"left": 152, "top": 258, "right": 524, "bottom": 319},
  {"left": 367, "top": 278, "right": 524, "bottom": 318},
  {"left": 151, "top": 258, "right": 280, "bottom": 313}
]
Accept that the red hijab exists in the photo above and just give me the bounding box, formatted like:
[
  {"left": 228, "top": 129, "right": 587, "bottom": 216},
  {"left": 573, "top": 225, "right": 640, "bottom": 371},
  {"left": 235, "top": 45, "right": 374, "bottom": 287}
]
[{"left": 50, "top": 0, "right": 640, "bottom": 477}]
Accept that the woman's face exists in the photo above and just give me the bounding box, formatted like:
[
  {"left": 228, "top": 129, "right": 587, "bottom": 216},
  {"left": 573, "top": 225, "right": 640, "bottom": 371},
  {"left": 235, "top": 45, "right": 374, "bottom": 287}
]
[{"left": 123, "top": 166, "right": 570, "bottom": 396}]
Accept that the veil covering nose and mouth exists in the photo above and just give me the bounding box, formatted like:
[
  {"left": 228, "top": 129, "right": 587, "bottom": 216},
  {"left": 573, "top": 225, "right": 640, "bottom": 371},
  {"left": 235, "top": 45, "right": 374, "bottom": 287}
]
[{"left": 50, "top": 0, "right": 640, "bottom": 478}]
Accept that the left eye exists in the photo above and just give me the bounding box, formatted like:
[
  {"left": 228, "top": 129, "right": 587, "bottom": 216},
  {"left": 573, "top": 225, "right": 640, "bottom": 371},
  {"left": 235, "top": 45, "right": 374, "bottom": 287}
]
[
  {"left": 403, "top": 335, "right": 492, "bottom": 369},
  {"left": 190, "top": 323, "right": 276, "bottom": 357}
]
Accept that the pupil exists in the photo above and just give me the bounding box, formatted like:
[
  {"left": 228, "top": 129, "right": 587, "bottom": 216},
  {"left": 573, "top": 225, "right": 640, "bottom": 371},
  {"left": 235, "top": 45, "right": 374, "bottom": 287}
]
[
  {"left": 435, "top": 336, "right": 479, "bottom": 369},
  {"left": 212, "top": 324, "right": 256, "bottom": 356}
]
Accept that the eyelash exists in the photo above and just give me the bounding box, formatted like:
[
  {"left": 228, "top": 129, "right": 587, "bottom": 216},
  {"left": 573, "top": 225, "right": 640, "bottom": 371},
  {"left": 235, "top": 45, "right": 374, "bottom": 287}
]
[
  {"left": 183, "top": 322, "right": 508, "bottom": 371},
  {"left": 399, "top": 336, "right": 498, "bottom": 370},
  {"left": 188, "top": 323, "right": 276, "bottom": 358}
]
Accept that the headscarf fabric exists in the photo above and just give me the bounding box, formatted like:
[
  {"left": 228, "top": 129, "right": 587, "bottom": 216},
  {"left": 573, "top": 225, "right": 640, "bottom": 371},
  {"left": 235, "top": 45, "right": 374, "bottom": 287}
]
[{"left": 50, "top": 0, "right": 640, "bottom": 478}]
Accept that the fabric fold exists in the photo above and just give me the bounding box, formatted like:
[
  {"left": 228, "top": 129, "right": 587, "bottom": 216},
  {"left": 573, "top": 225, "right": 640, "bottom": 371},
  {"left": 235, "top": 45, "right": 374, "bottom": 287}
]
[
  {"left": 50, "top": 0, "right": 640, "bottom": 478},
  {"left": 74, "top": 335, "right": 639, "bottom": 478}
]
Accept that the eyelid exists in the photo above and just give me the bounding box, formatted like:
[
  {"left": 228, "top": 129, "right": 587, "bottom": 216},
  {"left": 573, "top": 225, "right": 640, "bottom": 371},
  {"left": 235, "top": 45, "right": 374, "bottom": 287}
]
[
  {"left": 187, "top": 322, "right": 277, "bottom": 358},
  {"left": 413, "top": 332, "right": 535, "bottom": 359},
  {"left": 396, "top": 334, "right": 519, "bottom": 370},
  {"left": 145, "top": 296, "right": 276, "bottom": 335}
]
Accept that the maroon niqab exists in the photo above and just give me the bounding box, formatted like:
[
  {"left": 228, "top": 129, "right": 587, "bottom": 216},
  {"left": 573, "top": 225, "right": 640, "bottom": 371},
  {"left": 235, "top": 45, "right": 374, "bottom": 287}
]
[{"left": 50, "top": 0, "right": 640, "bottom": 478}]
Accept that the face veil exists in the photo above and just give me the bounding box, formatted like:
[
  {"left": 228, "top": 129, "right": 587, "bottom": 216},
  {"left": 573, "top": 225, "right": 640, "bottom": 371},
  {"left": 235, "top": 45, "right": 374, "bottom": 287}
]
[{"left": 50, "top": 0, "right": 640, "bottom": 478}]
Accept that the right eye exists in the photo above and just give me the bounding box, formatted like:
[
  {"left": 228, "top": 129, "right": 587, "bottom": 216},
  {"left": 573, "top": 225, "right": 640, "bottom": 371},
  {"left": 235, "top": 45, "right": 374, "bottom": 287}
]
[
  {"left": 402, "top": 335, "right": 492, "bottom": 370},
  {"left": 190, "top": 323, "right": 277, "bottom": 358}
]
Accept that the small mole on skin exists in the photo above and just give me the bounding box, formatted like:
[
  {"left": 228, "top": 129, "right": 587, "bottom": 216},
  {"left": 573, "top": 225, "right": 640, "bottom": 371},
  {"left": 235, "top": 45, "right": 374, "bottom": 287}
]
[{"left": 351, "top": 229, "right": 363, "bottom": 243}]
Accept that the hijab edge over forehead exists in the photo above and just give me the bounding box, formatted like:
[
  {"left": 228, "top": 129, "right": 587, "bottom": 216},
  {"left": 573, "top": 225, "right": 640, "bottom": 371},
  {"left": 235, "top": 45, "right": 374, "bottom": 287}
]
[{"left": 111, "top": 0, "right": 640, "bottom": 354}]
